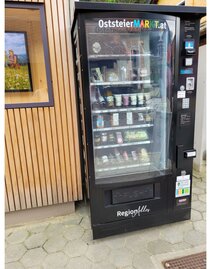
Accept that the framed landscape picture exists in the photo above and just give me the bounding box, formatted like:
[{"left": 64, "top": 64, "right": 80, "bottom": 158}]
[{"left": 5, "top": 31, "right": 32, "bottom": 92}]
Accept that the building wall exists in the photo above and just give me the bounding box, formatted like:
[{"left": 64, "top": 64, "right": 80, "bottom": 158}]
[
  {"left": 194, "top": 45, "right": 206, "bottom": 171},
  {"left": 5, "top": 0, "right": 82, "bottom": 212}
]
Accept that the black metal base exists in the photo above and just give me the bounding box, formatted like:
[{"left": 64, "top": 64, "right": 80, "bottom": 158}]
[{"left": 92, "top": 208, "right": 191, "bottom": 239}]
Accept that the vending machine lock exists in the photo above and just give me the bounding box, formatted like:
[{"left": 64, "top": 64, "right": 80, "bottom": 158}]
[{"left": 184, "top": 149, "right": 196, "bottom": 158}]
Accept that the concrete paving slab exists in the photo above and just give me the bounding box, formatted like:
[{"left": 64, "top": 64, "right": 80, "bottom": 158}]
[
  {"left": 6, "top": 229, "right": 29, "bottom": 245},
  {"left": 86, "top": 243, "right": 110, "bottom": 263},
  {"left": 43, "top": 235, "right": 67, "bottom": 253},
  {"left": 64, "top": 239, "right": 88, "bottom": 258},
  {"left": 43, "top": 252, "right": 69, "bottom": 269},
  {"left": 6, "top": 244, "right": 27, "bottom": 263},
  {"left": 20, "top": 248, "right": 47, "bottom": 267},
  {"left": 108, "top": 248, "right": 133, "bottom": 268},
  {"left": 24, "top": 232, "right": 48, "bottom": 249}
]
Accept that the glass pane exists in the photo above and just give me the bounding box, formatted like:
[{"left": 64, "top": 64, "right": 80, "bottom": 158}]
[
  {"left": 5, "top": 7, "right": 50, "bottom": 106},
  {"left": 85, "top": 17, "right": 175, "bottom": 180}
]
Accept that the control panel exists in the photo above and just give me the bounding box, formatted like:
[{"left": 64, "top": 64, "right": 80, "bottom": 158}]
[{"left": 174, "top": 18, "right": 200, "bottom": 208}]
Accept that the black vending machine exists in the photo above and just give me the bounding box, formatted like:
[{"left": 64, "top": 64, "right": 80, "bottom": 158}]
[{"left": 71, "top": 2, "right": 206, "bottom": 239}]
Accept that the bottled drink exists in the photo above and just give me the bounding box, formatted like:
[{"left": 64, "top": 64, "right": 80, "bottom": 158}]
[
  {"left": 96, "top": 115, "right": 104, "bottom": 128},
  {"left": 106, "top": 90, "right": 114, "bottom": 107},
  {"left": 96, "top": 87, "right": 106, "bottom": 107},
  {"left": 123, "top": 151, "right": 129, "bottom": 161}
]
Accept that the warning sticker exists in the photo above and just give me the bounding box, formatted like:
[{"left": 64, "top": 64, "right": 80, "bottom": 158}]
[{"left": 175, "top": 175, "right": 191, "bottom": 198}]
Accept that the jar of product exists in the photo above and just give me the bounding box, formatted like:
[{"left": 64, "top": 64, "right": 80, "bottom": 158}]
[
  {"left": 94, "top": 134, "right": 101, "bottom": 146},
  {"left": 137, "top": 93, "right": 144, "bottom": 107},
  {"left": 102, "top": 155, "right": 109, "bottom": 164},
  {"left": 131, "top": 151, "right": 138, "bottom": 161},
  {"left": 123, "top": 94, "right": 129, "bottom": 107},
  {"left": 114, "top": 94, "right": 122, "bottom": 107},
  {"left": 108, "top": 133, "right": 115, "bottom": 144},
  {"left": 101, "top": 132, "right": 108, "bottom": 144},
  {"left": 130, "top": 94, "right": 137, "bottom": 106}
]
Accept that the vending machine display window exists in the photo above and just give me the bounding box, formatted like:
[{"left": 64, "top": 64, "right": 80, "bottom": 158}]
[{"left": 85, "top": 17, "right": 175, "bottom": 180}]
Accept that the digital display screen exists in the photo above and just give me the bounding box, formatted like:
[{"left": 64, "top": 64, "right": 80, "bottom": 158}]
[
  {"left": 185, "top": 41, "right": 194, "bottom": 50},
  {"left": 180, "top": 68, "right": 193, "bottom": 75}
]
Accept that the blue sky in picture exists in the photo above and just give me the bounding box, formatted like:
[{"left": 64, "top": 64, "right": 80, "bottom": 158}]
[{"left": 5, "top": 32, "right": 27, "bottom": 56}]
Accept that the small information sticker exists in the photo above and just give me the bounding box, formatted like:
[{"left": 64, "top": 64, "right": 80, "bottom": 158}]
[
  {"left": 175, "top": 174, "right": 191, "bottom": 198},
  {"left": 177, "top": 91, "right": 186, "bottom": 99}
]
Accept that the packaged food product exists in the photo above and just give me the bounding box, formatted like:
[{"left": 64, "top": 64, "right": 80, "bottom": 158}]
[
  {"left": 108, "top": 133, "right": 115, "bottom": 144},
  {"left": 122, "top": 94, "right": 129, "bottom": 106},
  {"left": 144, "top": 92, "right": 151, "bottom": 101},
  {"left": 130, "top": 94, "right": 137, "bottom": 106},
  {"left": 101, "top": 132, "right": 108, "bottom": 143},
  {"left": 111, "top": 113, "right": 119, "bottom": 126},
  {"left": 114, "top": 94, "right": 122, "bottom": 107},
  {"left": 131, "top": 151, "right": 138, "bottom": 161},
  {"left": 94, "top": 134, "right": 101, "bottom": 146},
  {"left": 139, "top": 148, "right": 150, "bottom": 163},
  {"left": 114, "top": 149, "right": 122, "bottom": 162},
  {"left": 116, "top": 132, "right": 123, "bottom": 144},
  {"left": 106, "top": 90, "right": 114, "bottom": 107},
  {"left": 123, "top": 151, "right": 129, "bottom": 161},
  {"left": 96, "top": 115, "right": 104, "bottom": 128},
  {"left": 137, "top": 93, "right": 144, "bottom": 107},
  {"left": 145, "top": 113, "right": 153, "bottom": 122},
  {"left": 138, "top": 113, "right": 145, "bottom": 122},
  {"left": 102, "top": 155, "right": 109, "bottom": 164},
  {"left": 124, "top": 130, "right": 148, "bottom": 142},
  {"left": 126, "top": 112, "right": 133, "bottom": 125}
]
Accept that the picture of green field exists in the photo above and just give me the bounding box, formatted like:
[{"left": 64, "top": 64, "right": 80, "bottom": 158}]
[{"left": 5, "top": 65, "right": 31, "bottom": 91}]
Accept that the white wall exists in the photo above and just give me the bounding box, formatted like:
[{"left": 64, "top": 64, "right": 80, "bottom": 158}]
[{"left": 194, "top": 44, "right": 206, "bottom": 171}]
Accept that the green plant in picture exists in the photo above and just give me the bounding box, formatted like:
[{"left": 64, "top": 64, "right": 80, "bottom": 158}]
[{"left": 5, "top": 65, "right": 31, "bottom": 91}]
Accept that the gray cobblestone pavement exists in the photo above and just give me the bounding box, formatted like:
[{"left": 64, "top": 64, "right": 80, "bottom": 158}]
[{"left": 5, "top": 168, "right": 206, "bottom": 269}]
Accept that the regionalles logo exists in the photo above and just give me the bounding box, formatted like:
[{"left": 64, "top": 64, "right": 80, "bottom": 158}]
[
  {"left": 98, "top": 19, "right": 167, "bottom": 30},
  {"left": 117, "top": 205, "right": 150, "bottom": 218}
]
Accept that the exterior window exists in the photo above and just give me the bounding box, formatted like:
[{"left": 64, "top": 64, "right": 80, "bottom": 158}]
[{"left": 5, "top": 3, "right": 53, "bottom": 108}]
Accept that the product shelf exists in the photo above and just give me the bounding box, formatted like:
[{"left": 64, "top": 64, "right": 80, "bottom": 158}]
[
  {"left": 88, "top": 53, "right": 154, "bottom": 60},
  {"left": 95, "top": 162, "right": 151, "bottom": 173},
  {"left": 90, "top": 80, "right": 151, "bottom": 86},
  {"left": 93, "top": 123, "right": 153, "bottom": 132},
  {"left": 92, "top": 106, "right": 153, "bottom": 114},
  {"left": 94, "top": 140, "right": 152, "bottom": 149}
]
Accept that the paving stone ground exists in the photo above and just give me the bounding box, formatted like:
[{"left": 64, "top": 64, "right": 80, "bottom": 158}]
[{"left": 5, "top": 168, "right": 206, "bottom": 269}]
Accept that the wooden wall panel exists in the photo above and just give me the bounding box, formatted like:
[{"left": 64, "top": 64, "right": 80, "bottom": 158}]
[{"left": 5, "top": 0, "right": 83, "bottom": 212}]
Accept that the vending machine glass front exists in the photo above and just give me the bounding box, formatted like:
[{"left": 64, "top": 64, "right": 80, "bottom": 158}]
[{"left": 85, "top": 15, "right": 176, "bottom": 180}]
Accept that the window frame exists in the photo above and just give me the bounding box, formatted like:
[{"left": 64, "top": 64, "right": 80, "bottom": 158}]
[{"left": 5, "top": 2, "right": 54, "bottom": 109}]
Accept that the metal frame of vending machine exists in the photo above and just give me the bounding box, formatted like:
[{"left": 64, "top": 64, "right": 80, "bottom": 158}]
[{"left": 71, "top": 2, "right": 206, "bottom": 239}]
